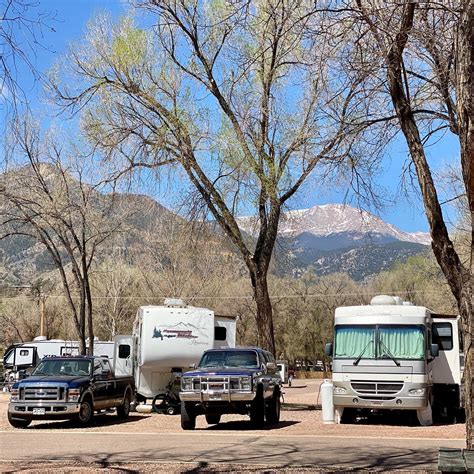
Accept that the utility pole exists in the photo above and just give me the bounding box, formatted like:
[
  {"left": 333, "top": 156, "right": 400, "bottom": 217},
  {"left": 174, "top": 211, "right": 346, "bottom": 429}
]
[{"left": 39, "top": 296, "right": 45, "bottom": 337}]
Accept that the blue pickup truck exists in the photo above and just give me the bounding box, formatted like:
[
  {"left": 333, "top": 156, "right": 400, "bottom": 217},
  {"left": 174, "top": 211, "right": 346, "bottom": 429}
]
[
  {"left": 179, "top": 347, "right": 282, "bottom": 429},
  {"left": 8, "top": 355, "right": 134, "bottom": 428}
]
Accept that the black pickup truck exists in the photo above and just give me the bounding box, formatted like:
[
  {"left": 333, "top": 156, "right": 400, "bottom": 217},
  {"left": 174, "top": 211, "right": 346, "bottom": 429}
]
[
  {"left": 179, "top": 347, "right": 282, "bottom": 429},
  {"left": 8, "top": 355, "right": 134, "bottom": 428}
]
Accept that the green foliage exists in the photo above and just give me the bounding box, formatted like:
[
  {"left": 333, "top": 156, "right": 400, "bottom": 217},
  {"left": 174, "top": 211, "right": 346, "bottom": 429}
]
[{"left": 111, "top": 19, "right": 147, "bottom": 71}]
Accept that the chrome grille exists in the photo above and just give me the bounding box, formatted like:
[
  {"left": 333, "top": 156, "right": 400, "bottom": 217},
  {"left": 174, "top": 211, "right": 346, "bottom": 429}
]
[
  {"left": 351, "top": 381, "right": 403, "bottom": 395},
  {"left": 192, "top": 376, "right": 247, "bottom": 391},
  {"left": 22, "top": 386, "right": 64, "bottom": 401}
]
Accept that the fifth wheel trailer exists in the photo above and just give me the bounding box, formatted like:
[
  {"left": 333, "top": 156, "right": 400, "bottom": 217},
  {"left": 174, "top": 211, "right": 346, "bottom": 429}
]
[
  {"left": 325, "top": 295, "right": 463, "bottom": 425},
  {"left": 114, "top": 299, "right": 236, "bottom": 405}
]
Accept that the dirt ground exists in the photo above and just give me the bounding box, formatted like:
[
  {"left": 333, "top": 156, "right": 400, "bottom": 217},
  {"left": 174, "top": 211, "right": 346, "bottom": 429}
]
[{"left": 1, "top": 379, "right": 465, "bottom": 440}]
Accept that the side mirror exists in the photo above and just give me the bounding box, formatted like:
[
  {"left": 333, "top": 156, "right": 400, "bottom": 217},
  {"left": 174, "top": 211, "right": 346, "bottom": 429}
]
[
  {"left": 189, "top": 363, "right": 196, "bottom": 369},
  {"left": 430, "top": 343, "right": 439, "bottom": 358},
  {"left": 325, "top": 343, "right": 333, "bottom": 357}
]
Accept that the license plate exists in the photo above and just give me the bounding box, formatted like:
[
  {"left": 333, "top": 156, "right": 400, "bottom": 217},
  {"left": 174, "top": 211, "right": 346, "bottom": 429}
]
[
  {"left": 33, "top": 408, "right": 45, "bottom": 415},
  {"left": 209, "top": 393, "right": 222, "bottom": 400}
]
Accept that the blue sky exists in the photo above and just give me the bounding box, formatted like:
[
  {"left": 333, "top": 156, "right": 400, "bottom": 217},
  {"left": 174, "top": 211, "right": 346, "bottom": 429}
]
[{"left": 2, "top": 0, "right": 461, "bottom": 234}]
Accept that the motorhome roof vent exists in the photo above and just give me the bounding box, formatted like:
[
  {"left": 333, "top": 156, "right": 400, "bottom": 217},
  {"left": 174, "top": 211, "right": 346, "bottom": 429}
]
[
  {"left": 370, "top": 295, "right": 398, "bottom": 306},
  {"left": 33, "top": 336, "right": 47, "bottom": 341},
  {"left": 164, "top": 298, "right": 186, "bottom": 308}
]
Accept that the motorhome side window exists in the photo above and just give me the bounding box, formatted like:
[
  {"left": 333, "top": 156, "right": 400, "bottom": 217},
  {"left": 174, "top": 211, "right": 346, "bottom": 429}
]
[
  {"left": 334, "top": 324, "right": 425, "bottom": 360},
  {"left": 432, "top": 322, "right": 453, "bottom": 351},
  {"left": 214, "top": 326, "right": 227, "bottom": 341}
]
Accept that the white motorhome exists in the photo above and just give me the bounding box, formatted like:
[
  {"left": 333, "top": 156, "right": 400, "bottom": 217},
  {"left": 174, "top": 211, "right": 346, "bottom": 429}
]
[
  {"left": 114, "top": 299, "right": 236, "bottom": 405},
  {"left": 325, "top": 295, "right": 463, "bottom": 426},
  {"left": 3, "top": 337, "right": 115, "bottom": 387}
]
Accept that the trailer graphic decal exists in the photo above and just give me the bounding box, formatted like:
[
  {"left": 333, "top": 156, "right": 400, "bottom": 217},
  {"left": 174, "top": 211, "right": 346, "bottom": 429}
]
[{"left": 153, "top": 326, "right": 199, "bottom": 340}]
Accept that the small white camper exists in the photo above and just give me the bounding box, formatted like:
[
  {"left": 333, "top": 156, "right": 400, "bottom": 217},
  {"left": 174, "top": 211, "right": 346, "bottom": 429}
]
[
  {"left": 114, "top": 299, "right": 236, "bottom": 404},
  {"left": 3, "top": 337, "right": 115, "bottom": 388}
]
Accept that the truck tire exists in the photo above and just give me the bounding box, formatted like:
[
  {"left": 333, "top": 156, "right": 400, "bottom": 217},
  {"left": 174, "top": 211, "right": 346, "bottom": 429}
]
[
  {"left": 250, "top": 387, "right": 265, "bottom": 428},
  {"left": 7, "top": 412, "right": 31, "bottom": 429},
  {"left": 117, "top": 392, "right": 131, "bottom": 419},
  {"left": 181, "top": 401, "right": 196, "bottom": 430},
  {"left": 76, "top": 398, "right": 94, "bottom": 425},
  {"left": 265, "top": 390, "right": 281, "bottom": 424},
  {"left": 205, "top": 414, "right": 221, "bottom": 425}
]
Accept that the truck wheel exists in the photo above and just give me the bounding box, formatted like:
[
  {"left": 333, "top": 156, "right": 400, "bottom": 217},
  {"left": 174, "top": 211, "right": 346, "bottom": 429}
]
[
  {"left": 7, "top": 413, "right": 31, "bottom": 429},
  {"left": 265, "top": 390, "right": 281, "bottom": 424},
  {"left": 76, "top": 398, "right": 94, "bottom": 425},
  {"left": 250, "top": 388, "right": 265, "bottom": 428},
  {"left": 181, "top": 402, "right": 196, "bottom": 430},
  {"left": 117, "top": 392, "right": 131, "bottom": 419},
  {"left": 205, "top": 414, "right": 221, "bottom": 425}
]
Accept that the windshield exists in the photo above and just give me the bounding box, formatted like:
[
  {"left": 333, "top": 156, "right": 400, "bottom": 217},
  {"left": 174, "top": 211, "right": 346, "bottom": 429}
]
[
  {"left": 199, "top": 350, "right": 259, "bottom": 369},
  {"left": 32, "top": 359, "right": 91, "bottom": 376},
  {"left": 334, "top": 325, "right": 424, "bottom": 360}
]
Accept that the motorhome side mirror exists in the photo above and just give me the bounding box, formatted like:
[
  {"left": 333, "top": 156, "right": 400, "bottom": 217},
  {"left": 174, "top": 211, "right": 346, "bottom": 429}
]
[
  {"left": 430, "top": 343, "right": 439, "bottom": 358},
  {"left": 325, "top": 343, "right": 333, "bottom": 357}
]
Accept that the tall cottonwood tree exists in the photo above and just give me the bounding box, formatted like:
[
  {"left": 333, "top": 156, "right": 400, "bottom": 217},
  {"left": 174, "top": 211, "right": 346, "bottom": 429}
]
[
  {"left": 348, "top": 0, "right": 473, "bottom": 446},
  {"left": 1, "top": 118, "right": 122, "bottom": 354},
  {"left": 50, "top": 1, "right": 382, "bottom": 352}
]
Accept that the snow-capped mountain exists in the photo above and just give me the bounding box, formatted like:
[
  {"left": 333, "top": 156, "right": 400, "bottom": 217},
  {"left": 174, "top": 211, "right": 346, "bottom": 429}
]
[
  {"left": 237, "top": 204, "right": 430, "bottom": 280},
  {"left": 238, "top": 204, "right": 431, "bottom": 246}
]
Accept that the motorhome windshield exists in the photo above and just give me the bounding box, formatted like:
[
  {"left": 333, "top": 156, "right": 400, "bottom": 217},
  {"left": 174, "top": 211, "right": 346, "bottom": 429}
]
[
  {"left": 334, "top": 325, "right": 425, "bottom": 360},
  {"left": 199, "top": 350, "right": 259, "bottom": 369},
  {"left": 32, "top": 359, "right": 91, "bottom": 376}
]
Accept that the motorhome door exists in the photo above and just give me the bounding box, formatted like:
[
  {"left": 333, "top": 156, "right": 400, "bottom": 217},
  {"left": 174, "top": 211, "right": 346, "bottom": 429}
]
[
  {"left": 13, "top": 346, "right": 36, "bottom": 367},
  {"left": 114, "top": 335, "right": 134, "bottom": 376}
]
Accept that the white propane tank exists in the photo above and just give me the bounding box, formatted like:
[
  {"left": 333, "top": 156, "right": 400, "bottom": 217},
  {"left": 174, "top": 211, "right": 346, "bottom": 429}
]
[{"left": 321, "top": 379, "right": 335, "bottom": 424}]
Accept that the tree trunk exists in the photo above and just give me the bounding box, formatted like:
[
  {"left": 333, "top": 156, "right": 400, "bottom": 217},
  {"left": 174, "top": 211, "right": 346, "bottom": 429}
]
[
  {"left": 382, "top": 3, "right": 473, "bottom": 447},
  {"left": 459, "top": 291, "right": 473, "bottom": 448},
  {"left": 250, "top": 269, "right": 276, "bottom": 354},
  {"left": 456, "top": 1, "right": 474, "bottom": 448}
]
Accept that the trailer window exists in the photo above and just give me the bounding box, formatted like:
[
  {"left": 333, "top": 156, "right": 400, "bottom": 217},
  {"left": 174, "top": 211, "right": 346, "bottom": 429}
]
[
  {"left": 118, "top": 344, "right": 131, "bottom": 359},
  {"left": 214, "top": 327, "right": 227, "bottom": 341},
  {"left": 432, "top": 322, "right": 453, "bottom": 351}
]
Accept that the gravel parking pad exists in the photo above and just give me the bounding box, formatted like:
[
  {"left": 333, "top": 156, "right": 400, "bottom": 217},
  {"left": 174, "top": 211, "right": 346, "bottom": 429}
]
[{"left": 1, "top": 380, "right": 465, "bottom": 440}]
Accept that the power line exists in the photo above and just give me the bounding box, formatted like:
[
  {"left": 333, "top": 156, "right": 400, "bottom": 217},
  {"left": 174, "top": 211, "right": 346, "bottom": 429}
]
[{"left": 0, "top": 289, "right": 453, "bottom": 301}]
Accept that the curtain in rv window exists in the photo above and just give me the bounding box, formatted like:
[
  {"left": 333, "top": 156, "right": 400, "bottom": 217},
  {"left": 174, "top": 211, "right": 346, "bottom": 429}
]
[
  {"left": 378, "top": 327, "right": 424, "bottom": 359},
  {"left": 334, "top": 326, "right": 376, "bottom": 358}
]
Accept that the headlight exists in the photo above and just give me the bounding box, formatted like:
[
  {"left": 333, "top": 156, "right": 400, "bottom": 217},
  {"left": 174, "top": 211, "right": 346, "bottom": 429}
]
[
  {"left": 68, "top": 388, "right": 81, "bottom": 402},
  {"left": 10, "top": 388, "right": 19, "bottom": 402},
  {"left": 240, "top": 376, "right": 251, "bottom": 391},
  {"left": 181, "top": 377, "right": 193, "bottom": 391},
  {"left": 333, "top": 386, "right": 347, "bottom": 395},
  {"left": 408, "top": 388, "right": 426, "bottom": 396}
]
